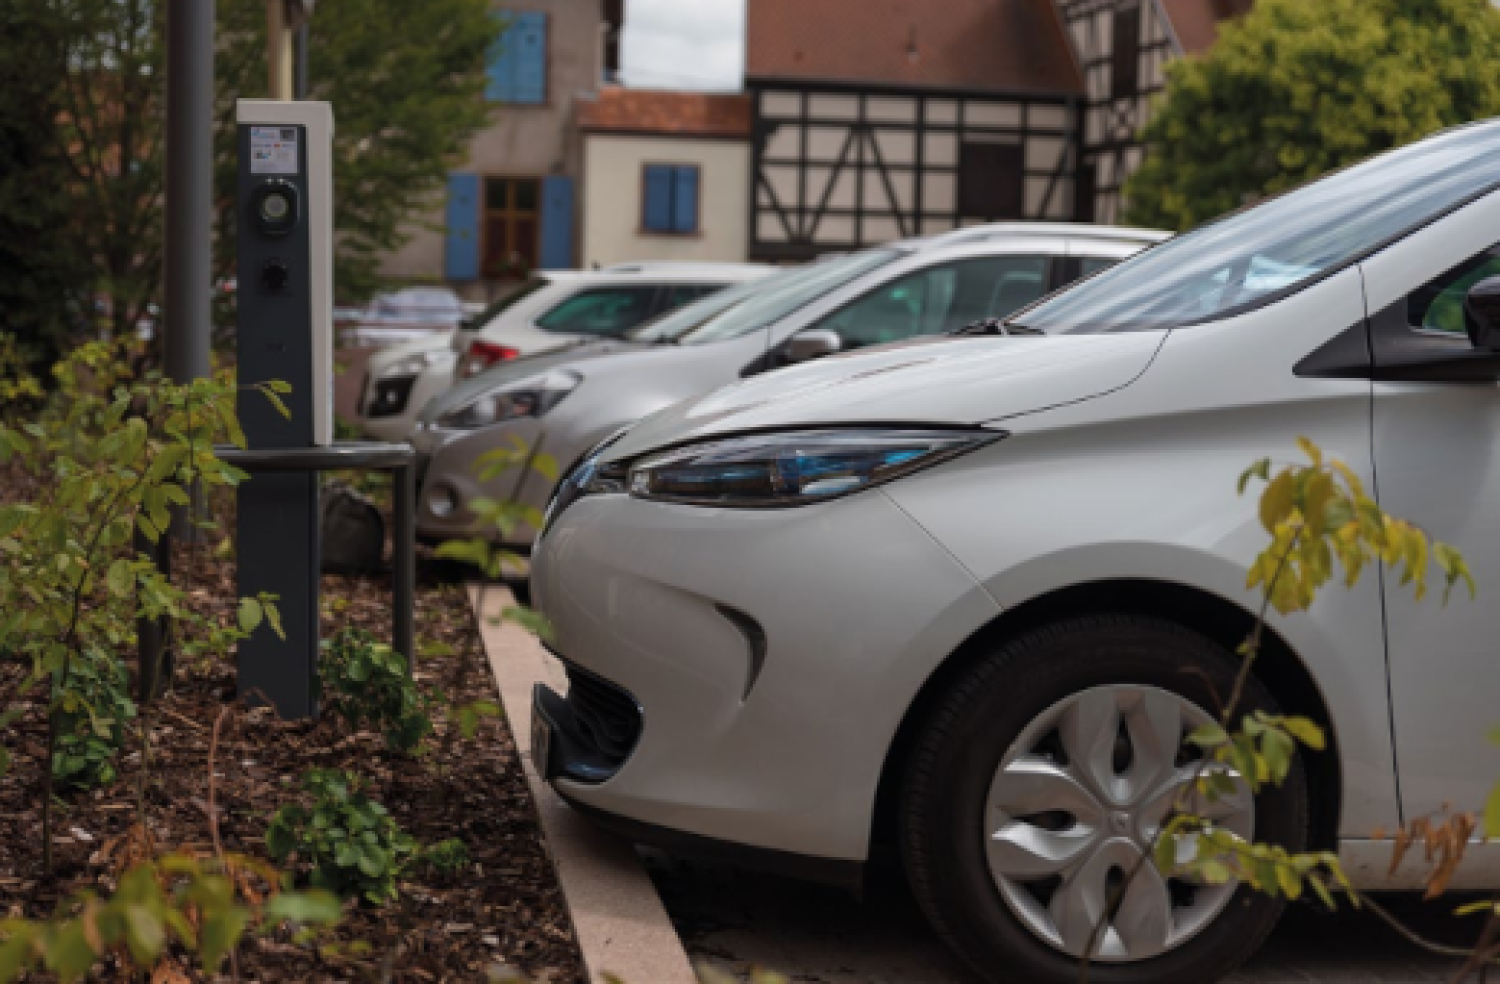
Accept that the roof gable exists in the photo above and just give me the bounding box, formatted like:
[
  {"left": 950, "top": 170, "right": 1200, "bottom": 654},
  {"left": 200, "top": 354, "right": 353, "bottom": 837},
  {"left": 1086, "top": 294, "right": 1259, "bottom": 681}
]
[{"left": 746, "top": 0, "right": 1084, "bottom": 95}]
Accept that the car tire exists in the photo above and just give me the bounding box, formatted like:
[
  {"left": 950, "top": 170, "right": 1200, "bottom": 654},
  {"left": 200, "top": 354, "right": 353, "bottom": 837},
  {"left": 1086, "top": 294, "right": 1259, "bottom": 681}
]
[{"left": 899, "top": 614, "right": 1309, "bottom": 984}]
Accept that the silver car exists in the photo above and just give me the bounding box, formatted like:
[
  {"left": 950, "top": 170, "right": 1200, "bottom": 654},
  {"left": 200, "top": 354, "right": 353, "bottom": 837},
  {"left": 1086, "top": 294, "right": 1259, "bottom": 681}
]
[{"left": 412, "top": 224, "right": 1167, "bottom": 545}]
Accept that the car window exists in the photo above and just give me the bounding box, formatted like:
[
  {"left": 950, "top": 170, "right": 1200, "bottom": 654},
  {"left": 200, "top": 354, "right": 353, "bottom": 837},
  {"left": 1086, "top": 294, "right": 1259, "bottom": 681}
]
[
  {"left": 1407, "top": 243, "right": 1500, "bottom": 335},
  {"left": 679, "top": 250, "right": 903, "bottom": 346},
  {"left": 1079, "top": 256, "right": 1118, "bottom": 277},
  {"left": 626, "top": 269, "right": 803, "bottom": 343},
  {"left": 535, "top": 287, "right": 660, "bottom": 336},
  {"left": 657, "top": 284, "right": 723, "bottom": 310},
  {"left": 464, "top": 277, "right": 552, "bottom": 329},
  {"left": 1016, "top": 121, "right": 1500, "bottom": 333},
  {"left": 812, "top": 256, "right": 1050, "bottom": 349}
]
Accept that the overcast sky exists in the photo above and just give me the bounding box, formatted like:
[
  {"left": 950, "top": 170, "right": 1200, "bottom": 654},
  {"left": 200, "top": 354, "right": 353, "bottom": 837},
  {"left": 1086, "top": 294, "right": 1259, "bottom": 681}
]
[{"left": 620, "top": 0, "right": 745, "bottom": 92}]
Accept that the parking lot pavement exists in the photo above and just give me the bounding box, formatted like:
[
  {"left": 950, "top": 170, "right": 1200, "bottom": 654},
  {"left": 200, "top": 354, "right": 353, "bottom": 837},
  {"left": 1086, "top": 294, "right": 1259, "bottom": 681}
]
[{"left": 644, "top": 850, "right": 1471, "bottom": 983}]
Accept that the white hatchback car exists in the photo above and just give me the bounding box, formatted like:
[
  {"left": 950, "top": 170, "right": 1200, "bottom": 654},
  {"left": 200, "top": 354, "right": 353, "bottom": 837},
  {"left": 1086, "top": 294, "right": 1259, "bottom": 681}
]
[
  {"left": 357, "top": 263, "right": 770, "bottom": 441},
  {"left": 531, "top": 121, "right": 1500, "bottom": 983}
]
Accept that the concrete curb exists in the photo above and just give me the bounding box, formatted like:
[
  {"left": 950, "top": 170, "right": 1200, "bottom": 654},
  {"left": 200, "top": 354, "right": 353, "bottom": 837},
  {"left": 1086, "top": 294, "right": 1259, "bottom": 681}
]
[{"left": 471, "top": 585, "right": 699, "bottom": 984}]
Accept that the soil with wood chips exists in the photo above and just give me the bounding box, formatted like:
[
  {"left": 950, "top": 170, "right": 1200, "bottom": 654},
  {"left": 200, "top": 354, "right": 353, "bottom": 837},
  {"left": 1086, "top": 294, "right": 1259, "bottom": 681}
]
[{"left": 0, "top": 527, "right": 586, "bottom": 983}]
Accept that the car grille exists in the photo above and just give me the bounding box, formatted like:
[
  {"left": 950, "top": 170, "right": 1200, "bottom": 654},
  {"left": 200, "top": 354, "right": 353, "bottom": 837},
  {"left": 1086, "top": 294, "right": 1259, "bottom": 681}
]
[{"left": 564, "top": 665, "right": 642, "bottom": 767}]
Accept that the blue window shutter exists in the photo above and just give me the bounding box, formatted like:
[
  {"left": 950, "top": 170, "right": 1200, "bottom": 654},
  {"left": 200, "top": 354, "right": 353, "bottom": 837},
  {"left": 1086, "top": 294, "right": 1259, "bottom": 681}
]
[
  {"left": 540, "top": 175, "right": 574, "bottom": 269},
  {"left": 444, "top": 173, "right": 480, "bottom": 281},
  {"left": 643, "top": 165, "right": 673, "bottom": 232},
  {"left": 486, "top": 12, "right": 516, "bottom": 102},
  {"left": 673, "top": 166, "right": 699, "bottom": 233},
  {"left": 513, "top": 12, "right": 548, "bottom": 104}
]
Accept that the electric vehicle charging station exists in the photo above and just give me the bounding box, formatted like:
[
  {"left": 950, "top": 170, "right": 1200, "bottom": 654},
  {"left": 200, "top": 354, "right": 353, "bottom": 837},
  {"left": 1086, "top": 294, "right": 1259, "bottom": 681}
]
[
  {"left": 230, "top": 99, "right": 416, "bottom": 720},
  {"left": 234, "top": 99, "right": 334, "bottom": 718}
]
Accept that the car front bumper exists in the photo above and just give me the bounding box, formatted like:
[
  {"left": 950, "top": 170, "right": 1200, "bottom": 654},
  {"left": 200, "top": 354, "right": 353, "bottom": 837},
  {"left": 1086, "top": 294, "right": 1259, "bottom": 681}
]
[
  {"left": 529, "top": 488, "right": 1001, "bottom": 863},
  {"left": 358, "top": 357, "right": 454, "bottom": 442}
]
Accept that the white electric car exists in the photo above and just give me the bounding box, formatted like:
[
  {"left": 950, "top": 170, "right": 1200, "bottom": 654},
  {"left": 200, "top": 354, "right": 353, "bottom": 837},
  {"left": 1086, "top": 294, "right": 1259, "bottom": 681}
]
[
  {"left": 356, "top": 263, "right": 770, "bottom": 441},
  {"left": 531, "top": 121, "right": 1500, "bottom": 983}
]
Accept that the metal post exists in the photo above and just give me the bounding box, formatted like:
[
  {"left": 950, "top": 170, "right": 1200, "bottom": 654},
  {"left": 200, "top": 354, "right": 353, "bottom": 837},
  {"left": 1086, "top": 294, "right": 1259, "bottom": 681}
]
[
  {"left": 295, "top": 22, "right": 309, "bottom": 100},
  {"left": 134, "top": 526, "right": 172, "bottom": 702},
  {"left": 394, "top": 462, "right": 415, "bottom": 675},
  {"left": 164, "top": 0, "right": 212, "bottom": 384},
  {"left": 266, "top": 1, "right": 293, "bottom": 99},
  {"left": 153, "top": 0, "right": 214, "bottom": 693}
]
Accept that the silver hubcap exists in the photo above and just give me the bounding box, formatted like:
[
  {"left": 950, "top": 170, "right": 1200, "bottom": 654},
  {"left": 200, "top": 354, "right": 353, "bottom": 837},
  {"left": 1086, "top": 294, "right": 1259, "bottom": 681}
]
[{"left": 984, "top": 685, "right": 1254, "bottom": 963}]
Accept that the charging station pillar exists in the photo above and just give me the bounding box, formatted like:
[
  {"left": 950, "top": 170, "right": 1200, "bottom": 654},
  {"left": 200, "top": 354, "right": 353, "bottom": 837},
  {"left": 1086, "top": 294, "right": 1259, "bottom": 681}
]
[{"left": 235, "top": 100, "right": 335, "bottom": 719}]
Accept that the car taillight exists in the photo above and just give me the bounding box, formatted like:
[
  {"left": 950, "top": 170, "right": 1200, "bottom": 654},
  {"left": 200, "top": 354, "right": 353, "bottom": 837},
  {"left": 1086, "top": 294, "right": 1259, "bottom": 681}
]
[{"left": 461, "top": 340, "right": 520, "bottom": 378}]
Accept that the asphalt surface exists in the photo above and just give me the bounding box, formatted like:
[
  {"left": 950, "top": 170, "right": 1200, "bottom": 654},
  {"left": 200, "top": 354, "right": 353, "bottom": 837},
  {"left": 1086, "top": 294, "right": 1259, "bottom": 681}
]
[{"left": 644, "top": 850, "right": 1479, "bottom": 983}]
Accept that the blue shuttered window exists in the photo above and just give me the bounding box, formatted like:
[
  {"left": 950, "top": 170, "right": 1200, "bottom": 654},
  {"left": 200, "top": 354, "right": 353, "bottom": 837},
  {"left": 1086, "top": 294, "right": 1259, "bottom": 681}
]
[
  {"left": 487, "top": 11, "right": 547, "bottom": 104},
  {"left": 444, "top": 173, "right": 481, "bottom": 281},
  {"left": 641, "top": 164, "right": 700, "bottom": 234},
  {"left": 539, "top": 175, "right": 574, "bottom": 269}
]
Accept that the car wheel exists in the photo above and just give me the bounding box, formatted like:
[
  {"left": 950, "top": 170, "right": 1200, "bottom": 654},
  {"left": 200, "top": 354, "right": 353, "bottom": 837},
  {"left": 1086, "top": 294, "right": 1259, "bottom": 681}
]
[{"left": 899, "top": 614, "right": 1309, "bottom": 984}]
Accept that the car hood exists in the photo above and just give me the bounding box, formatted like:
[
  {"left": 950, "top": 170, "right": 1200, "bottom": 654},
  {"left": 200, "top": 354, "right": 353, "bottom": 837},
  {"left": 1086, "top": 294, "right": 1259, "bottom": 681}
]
[
  {"left": 419, "top": 339, "right": 651, "bottom": 423},
  {"left": 603, "top": 332, "right": 1168, "bottom": 462}
]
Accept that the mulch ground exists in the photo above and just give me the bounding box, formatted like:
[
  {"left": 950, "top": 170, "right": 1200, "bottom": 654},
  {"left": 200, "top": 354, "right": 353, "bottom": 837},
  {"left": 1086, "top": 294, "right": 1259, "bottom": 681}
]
[{"left": 0, "top": 473, "right": 586, "bottom": 981}]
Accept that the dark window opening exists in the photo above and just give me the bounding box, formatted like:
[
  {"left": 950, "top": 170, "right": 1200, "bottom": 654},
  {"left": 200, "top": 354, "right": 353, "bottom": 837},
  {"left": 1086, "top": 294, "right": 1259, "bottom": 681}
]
[
  {"left": 483, "top": 177, "right": 541, "bottom": 279},
  {"left": 603, "top": 0, "right": 624, "bottom": 84},
  {"left": 1112, "top": 6, "right": 1141, "bottom": 100},
  {"left": 958, "top": 142, "right": 1024, "bottom": 220}
]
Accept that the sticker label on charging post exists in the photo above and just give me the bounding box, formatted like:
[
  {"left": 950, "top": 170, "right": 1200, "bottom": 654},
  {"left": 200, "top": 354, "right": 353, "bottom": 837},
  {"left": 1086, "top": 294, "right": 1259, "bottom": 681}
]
[{"left": 249, "top": 126, "right": 299, "bottom": 175}]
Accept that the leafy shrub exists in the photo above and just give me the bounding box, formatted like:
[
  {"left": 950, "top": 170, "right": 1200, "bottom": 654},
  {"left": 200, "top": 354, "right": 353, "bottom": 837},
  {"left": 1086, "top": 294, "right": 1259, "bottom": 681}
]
[
  {"left": 0, "top": 852, "right": 340, "bottom": 982},
  {"left": 320, "top": 627, "right": 432, "bottom": 753},
  {"left": 265, "top": 769, "right": 416, "bottom": 905},
  {"left": 418, "top": 837, "right": 469, "bottom": 880},
  {"left": 51, "top": 649, "right": 136, "bottom": 791}
]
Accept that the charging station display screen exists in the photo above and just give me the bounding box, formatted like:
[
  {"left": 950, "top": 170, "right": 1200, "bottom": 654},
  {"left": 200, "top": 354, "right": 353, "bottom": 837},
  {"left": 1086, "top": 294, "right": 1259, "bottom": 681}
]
[{"left": 250, "top": 126, "right": 299, "bottom": 175}]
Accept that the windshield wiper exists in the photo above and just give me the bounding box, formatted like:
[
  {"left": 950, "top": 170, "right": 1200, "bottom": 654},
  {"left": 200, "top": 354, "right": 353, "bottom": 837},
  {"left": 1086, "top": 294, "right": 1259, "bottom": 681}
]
[{"left": 949, "top": 317, "right": 1045, "bottom": 337}]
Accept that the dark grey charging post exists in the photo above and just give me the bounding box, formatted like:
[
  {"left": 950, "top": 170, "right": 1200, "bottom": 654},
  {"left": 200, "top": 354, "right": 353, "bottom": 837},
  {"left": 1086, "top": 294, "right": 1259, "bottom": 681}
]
[{"left": 234, "top": 100, "right": 335, "bottom": 719}]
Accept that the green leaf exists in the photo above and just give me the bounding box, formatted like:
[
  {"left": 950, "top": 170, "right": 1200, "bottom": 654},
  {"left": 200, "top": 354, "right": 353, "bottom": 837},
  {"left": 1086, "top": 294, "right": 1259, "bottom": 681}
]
[
  {"left": 1186, "top": 723, "right": 1228, "bottom": 748},
  {"left": 262, "top": 890, "right": 342, "bottom": 927},
  {"left": 105, "top": 558, "right": 134, "bottom": 598},
  {"left": 264, "top": 600, "right": 285, "bottom": 640},
  {"left": 1281, "top": 716, "right": 1325, "bottom": 751},
  {"left": 122, "top": 902, "right": 166, "bottom": 964},
  {"left": 237, "top": 597, "right": 263, "bottom": 634},
  {"left": 1484, "top": 783, "right": 1500, "bottom": 839}
]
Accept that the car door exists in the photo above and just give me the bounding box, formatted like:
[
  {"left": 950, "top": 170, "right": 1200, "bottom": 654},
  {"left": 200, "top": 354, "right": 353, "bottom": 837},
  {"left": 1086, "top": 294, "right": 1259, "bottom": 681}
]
[{"left": 1364, "top": 197, "right": 1500, "bottom": 823}]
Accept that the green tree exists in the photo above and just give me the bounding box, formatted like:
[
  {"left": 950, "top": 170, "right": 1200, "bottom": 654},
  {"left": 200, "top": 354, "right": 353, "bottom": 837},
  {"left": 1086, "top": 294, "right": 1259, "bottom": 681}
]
[
  {"left": 1125, "top": 0, "right": 1500, "bottom": 231},
  {"left": 0, "top": 2, "right": 91, "bottom": 377},
  {"left": 213, "top": 0, "right": 498, "bottom": 306},
  {"left": 0, "top": 0, "right": 497, "bottom": 362}
]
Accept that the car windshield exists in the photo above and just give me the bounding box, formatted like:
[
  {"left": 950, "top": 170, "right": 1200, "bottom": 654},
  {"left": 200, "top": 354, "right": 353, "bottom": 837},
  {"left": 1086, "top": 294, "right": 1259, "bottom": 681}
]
[
  {"left": 677, "top": 250, "right": 901, "bottom": 345},
  {"left": 625, "top": 269, "right": 801, "bottom": 343},
  {"left": 1014, "top": 122, "right": 1500, "bottom": 333}
]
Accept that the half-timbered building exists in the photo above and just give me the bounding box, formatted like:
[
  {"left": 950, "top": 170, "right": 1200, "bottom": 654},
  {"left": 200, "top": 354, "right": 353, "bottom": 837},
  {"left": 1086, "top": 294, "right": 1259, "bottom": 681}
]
[
  {"left": 744, "top": 0, "right": 1088, "bottom": 261},
  {"left": 743, "top": 0, "right": 1245, "bottom": 259},
  {"left": 1056, "top": 0, "right": 1241, "bottom": 223}
]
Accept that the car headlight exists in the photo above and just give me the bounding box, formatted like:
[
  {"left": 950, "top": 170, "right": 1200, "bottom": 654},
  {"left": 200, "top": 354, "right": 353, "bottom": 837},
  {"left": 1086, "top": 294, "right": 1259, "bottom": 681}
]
[
  {"left": 435, "top": 370, "right": 581, "bottom": 430},
  {"left": 377, "top": 350, "right": 441, "bottom": 379},
  {"left": 626, "top": 428, "right": 1002, "bottom": 507},
  {"left": 540, "top": 428, "right": 633, "bottom": 534}
]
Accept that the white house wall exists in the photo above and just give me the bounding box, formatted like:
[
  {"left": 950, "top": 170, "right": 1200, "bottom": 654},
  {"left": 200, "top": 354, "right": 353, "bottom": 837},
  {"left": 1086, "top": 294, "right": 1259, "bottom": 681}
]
[{"left": 581, "top": 133, "right": 751, "bottom": 268}]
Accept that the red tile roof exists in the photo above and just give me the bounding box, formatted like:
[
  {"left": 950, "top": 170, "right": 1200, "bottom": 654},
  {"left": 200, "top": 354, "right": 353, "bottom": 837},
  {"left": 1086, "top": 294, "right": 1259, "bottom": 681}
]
[
  {"left": 1161, "top": 0, "right": 1254, "bottom": 55},
  {"left": 745, "top": 0, "right": 1083, "bottom": 96},
  {"left": 575, "top": 88, "right": 752, "bottom": 138}
]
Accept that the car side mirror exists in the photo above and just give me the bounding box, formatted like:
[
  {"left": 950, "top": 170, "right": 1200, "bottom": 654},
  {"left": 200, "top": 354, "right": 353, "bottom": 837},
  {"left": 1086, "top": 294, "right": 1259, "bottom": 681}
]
[
  {"left": 784, "top": 329, "right": 842, "bottom": 364},
  {"left": 1465, "top": 275, "right": 1500, "bottom": 351}
]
